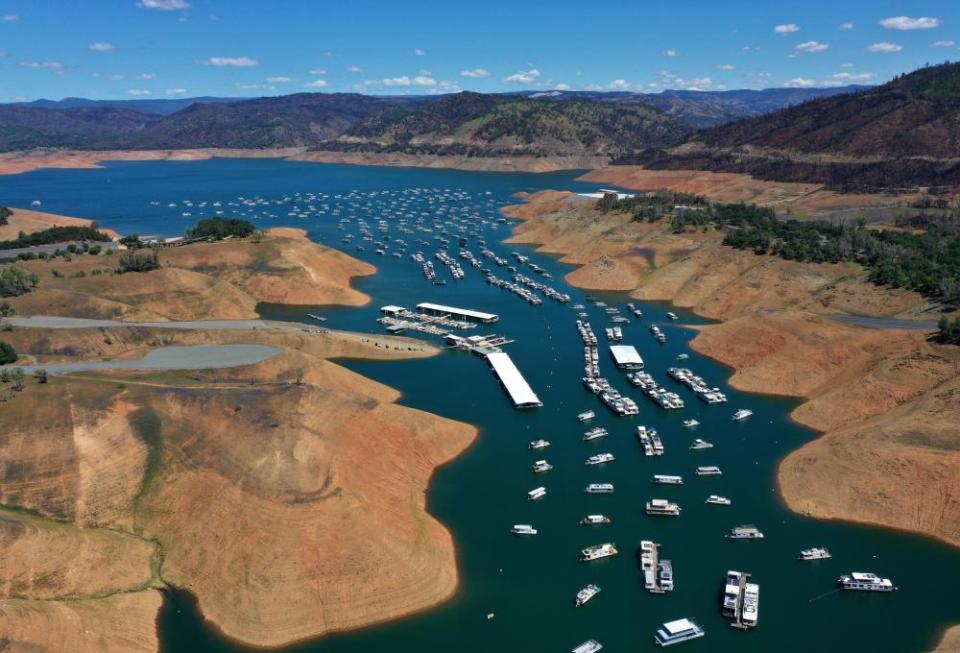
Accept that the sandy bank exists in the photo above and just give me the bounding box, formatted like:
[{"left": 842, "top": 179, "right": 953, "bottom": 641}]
[
  {"left": 7, "top": 227, "right": 374, "bottom": 321},
  {"left": 933, "top": 625, "right": 960, "bottom": 652},
  {"left": 0, "top": 207, "right": 121, "bottom": 241},
  {"left": 0, "top": 148, "right": 608, "bottom": 176},
  {"left": 503, "top": 190, "right": 960, "bottom": 550}
]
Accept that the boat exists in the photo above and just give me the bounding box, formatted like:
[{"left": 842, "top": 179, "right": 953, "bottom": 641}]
[
  {"left": 583, "top": 426, "right": 608, "bottom": 441},
  {"left": 705, "top": 495, "right": 732, "bottom": 506},
  {"left": 838, "top": 572, "right": 896, "bottom": 591},
  {"left": 572, "top": 639, "right": 603, "bottom": 653},
  {"left": 527, "top": 486, "right": 547, "bottom": 501},
  {"left": 653, "top": 474, "right": 684, "bottom": 485},
  {"left": 532, "top": 460, "right": 553, "bottom": 473},
  {"left": 658, "top": 559, "right": 675, "bottom": 592},
  {"left": 577, "top": 410, "right": 596, "bottom": 422},
  {"left": 726, "top": 525, "right": 764, "bottom": 539},
  {"left": 581, "top": 543, "right": 618, "bottom": 561},
  {"left": 510, "top": 524, "right": 537, "bottom": 535},
  {"left": 529, "top": 439, "right": 550, "bottom": 450},
  {"left": 585, "top": 483, "right": 614, "bottom": 494},
  {"left": 722, "top": 571, "right": 743, "bottom": 617},
  {"left": 306, "top": 313, "right": 327, "bottom": 322},
  {"left": 681, "top": 419, "right": 699, "bottom": 428},
  {"left": 646, "top": 499, "right": 681, "bottom": 516},
  {"left": 798, "top": 547, "right": 832, "bottom": 561},
  {"left": 742, "top": 582, "right": 759, "bottom": 627},
  {"left": 696, "top": 465, "right": 722, "bottom": 476},
  {"left": 575, "top": 584, "right": 601, "bottom": 607},
  {"left": 654, "top": 618, "right": 705, "bottom": 647},
  {"left": 689, "top": 438, "right": 713, "bottom": 450},
  {"left": 586, "top": 453, "right": 615, "bottom": 466},
  {"left": 676, "top": 353, "right": 689, "bottom": 360},
  {"left": 580, "top": 514, "right": 612, "bottom": 526},
  {"left": 732, "top": 408, "right": 753, "bottom": 421},
  {"left": 666, "top": 312, "right": 679, "bottom": 320}
]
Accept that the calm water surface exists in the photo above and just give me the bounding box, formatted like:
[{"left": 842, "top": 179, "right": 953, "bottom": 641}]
[{"left": 2, "top": 159, "right": 957, "bottom": 652}]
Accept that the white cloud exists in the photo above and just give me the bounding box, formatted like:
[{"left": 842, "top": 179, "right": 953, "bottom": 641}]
[
  {"left": 126, "top": 89, "right": 151, "bottom": 96},
  {"left": 839, "top": 22, "right": 854, "bottom": 30},
  {"left": 774, "top": 23, "right": 800, "bottom": 34},
  {"left": 19, "top": 60, "right": 65, "bottom": 74},
  {"left": 137, "top": 0, "right": 190, "bottom": 10},
  {"left": 266, "top": 76, "right": 291, "bottom": 83},
  {"left": 868, "top": 42, "right": 903, "bottom": 53},
  {"left": 554, "top": 83, "right": 570, "bottom": 91},
  {"left": 880, "top": 16, "right": 942, "bottom": 30},
  {"left": 715, "top": 64, "right": 735, "bottom": 70},
  {"left": 382, "top": 76, "right": 411, "bottom": 86},
  {"left": 2, "top": 14, "right": 20, "bottom": 21},
  {"left": 347, "top": 65, "right": 362, "bottom": 73},
  {"left": 675, "top": 76, "right": 713, "bottom": 90},
  {"left": 88, "top": 42, "right": 115, "bottom": 52},
  {"left": 413, "top": 48, "right": 426, "bottom": 56},
  {"left": 460, "top": 68, "right": 490, "bottom": 78},
  {"left": 165, "top": 88, "right": 188, "bottom": 95},
  {"left": 607, "top": 79, "right": 632, "bottom": 90},
  {"left": 304, "top": 79, "right": 328, "bottom": 88},
  {"left": 413, "top": 75, "right": 436, "bottom": 86},
  {"left": 503, "top": 68, "right": 540, "bottom": 84},
  {"left": 784, "top": 77, "right": 816, "bottom": 88},
  {"left": 197, "top": 56, "right": 258, "bottom": 67},
  {"left": 828, "top": 71, "right": 875, "bottom": 83},
  {"left": 137, "top": 73, "right": 156, "bottom": 80},
  {"left": 932, "top": 40, "right": 956, "bottom": 47},
  {"left": 663, "top": 49, "right": 679, "bottom": 57},
  {"left": 794, "top": 40, "right": 829, "bottom": 53}
]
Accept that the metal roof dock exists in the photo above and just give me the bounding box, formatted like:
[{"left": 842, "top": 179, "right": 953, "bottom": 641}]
[
  {"left": 485, "top": 352, "right": 542, "bottom": 408},
  {"left": 416, "top": 302, "right": 499, "bottom": 323},
  {"left": 609, "top": 344, "right": 644, "bottom": 369}
]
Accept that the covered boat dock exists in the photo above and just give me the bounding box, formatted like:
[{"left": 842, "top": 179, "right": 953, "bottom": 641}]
[{"left": 485, "top": 352, "right": 542, "bottom": 408}]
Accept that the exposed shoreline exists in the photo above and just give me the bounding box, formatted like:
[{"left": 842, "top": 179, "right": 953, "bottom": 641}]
[
  {"left": 502, "top": 189, "right": 960, "bottom": 554},
  {"left": 0, "top": 228, "right": 478, "bottom": 651},
  {"left": 0, "top": 148, "right": 610, "bottom": 177}
]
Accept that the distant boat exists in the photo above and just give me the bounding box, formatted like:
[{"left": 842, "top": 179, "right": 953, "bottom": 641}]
[{"left": 307, "top": 313, "right": 327, "bottom": 322}]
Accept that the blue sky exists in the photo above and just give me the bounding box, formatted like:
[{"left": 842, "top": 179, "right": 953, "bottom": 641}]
[{"left": 1, "top": 0, "right": 958, "bottom": 102}]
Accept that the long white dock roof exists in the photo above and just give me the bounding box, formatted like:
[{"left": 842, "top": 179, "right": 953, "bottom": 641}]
[
  {"left": 486, "top": 352, "right": 542, "bottom": 408},
  {"left": 610, "top": 344, "right": 644, "bottom": 366},
  {"left": 416, "top": 302, "right": 499, "bottom": 322}
]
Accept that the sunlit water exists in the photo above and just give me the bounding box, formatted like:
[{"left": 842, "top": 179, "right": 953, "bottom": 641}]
[{"left": 2, "top": 159, "right": 957, "bottom": 652}]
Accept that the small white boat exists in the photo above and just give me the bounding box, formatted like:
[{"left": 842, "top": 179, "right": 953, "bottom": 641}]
[
  {"left": 580, "top": 514, "right": 612, "bottom": 525},
  {"left": 575, "top": 584, "right": 601, "bottom": 607},
  {"left": 577, "top": 410, "right": 596, "bottom": 422},
  {"left": 581, "top": 543, "right": 618, "bottom": 561},
  {"left": 798, "top": 547, "right": 832, "bottom": 561},
  {"left": 586, "top": 453, "right": 615, "bottom": 466},
  {"left": 529, "top": 439, "right": 550, "bottom": 450},
  {"left": 585, "top": 483, "right": 614, "bottom": 494},
  {"left": 511, "top": 524, "right": 537, "bottom": 535},
  {"left": 689, "top": 438, "right": 713, "bottom": 450},
  {"left": 666, "top": 312, "right": 679, "bottom": 320},
  {"left": 572, "top": 639, "right": 603, "bottom": 653},
  {"left": 676, "top": 353, "right": 689, "bottom": 360},
  {"left": 532, "top": 460, "right": 553, "bottom": 473},
  {"left": 705, "top": 495, "right": 732, "bottom": 506},
  {"left": 838, "top": 572, "right": 896, "bottom": 591},
  {"left": 732, "top": 408, "right": 753, "bottom": 421},
  {"left": 583, "top": 427, "right": 608, "bottom": 441},
  {"left": 646, "top": 499, "right": 681, "bottom": 516},
  {"left": 527, "top": 486, "right": 547, "bottom": 501},
  {"left": 696, "top": 466, "right": 722, "bottom": 476},
  {"left": 654, "top": 618, "right": 704, "bottom": 647},
  {"left": 653, "top": 474, "right": 684, "bottom": 485},
  {"left": 726, "top": 525, "right": 764, "bottom": 539},
  {"left": 681, "top": 419, "right": 699, "bottom": 428}
]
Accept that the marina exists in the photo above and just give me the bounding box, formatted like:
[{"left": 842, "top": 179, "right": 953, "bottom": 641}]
[
  {"left": 485, "top": 352, "right": 542, "bottom": 409},
  {"left": 6, "top": 159, "right": 958, "bottom": 653}
]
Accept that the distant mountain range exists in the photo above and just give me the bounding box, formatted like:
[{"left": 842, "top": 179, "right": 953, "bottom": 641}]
[
  {"left": 0, "top": 85, "right": 866, "bottom": 158},
  {"left": 626, "top": 62, "right": 960, "bottom": 191}
]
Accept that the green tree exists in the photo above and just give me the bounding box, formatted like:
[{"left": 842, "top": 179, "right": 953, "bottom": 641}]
[{"left": 0, "top": 341, "right": 16, "bottom": 365}]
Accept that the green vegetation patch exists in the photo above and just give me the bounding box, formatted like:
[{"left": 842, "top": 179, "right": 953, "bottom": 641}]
[
  {"left": 187, "top": 217, "right": 256, "bottom": 240},
  {"left": 0, "top": 265, "right": 38, "bottom": 297},
  {"left": 0, "top": 226, "right": 111, "bottom": 250},
  {"left": 0, "top": 206, "right": 11, "bottom": 226},
  {"left": 129, "top": 407, "right": 163, "bottom": 502}
]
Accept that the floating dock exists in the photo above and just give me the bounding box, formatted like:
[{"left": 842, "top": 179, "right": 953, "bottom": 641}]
[
  {"left": 416, "top": 302, "right": 499, "bottom": 324},
  {"left": 609, "top": 344, "right": 644, "bottom": 370},
  {"left": 485, "top": 352, "right": 542, "bottom": 408}
]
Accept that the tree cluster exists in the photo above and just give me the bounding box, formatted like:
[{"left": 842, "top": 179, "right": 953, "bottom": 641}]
[
  {"left": 187, "top": 217, "right": 256, "bottom": 241},
  {"left": 117, "top": 249, "right": 160, "bottom": 274},
  {"left": 0, "top": 226, "right": 111, "bottom": 250},
  {"left": 0, "top": 265, "right": 39, "bottom": 297}
]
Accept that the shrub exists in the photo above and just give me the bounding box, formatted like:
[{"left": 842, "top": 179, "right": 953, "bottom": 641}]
[
  {"left": 187, "top": 217, "right": 256, "bottom": 241},
  {"left": 117, "top": 249, "right": 160, "bottom": 274},
  {"left": 0, "top": 341, "right": 16, "bottom": 365},
  {"left": 0, "top": 266, "right": 38, "bottom": 297}
]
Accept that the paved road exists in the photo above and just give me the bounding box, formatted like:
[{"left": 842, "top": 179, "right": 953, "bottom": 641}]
[
  {"left": 5, "top": 316, "right": 280, "bottom": 330},
  {"left": 827, "top": 314, "right": 939, "bottom": 331},
  {"left": 8, "top": 344, "right": 282, "bottom": 375}
]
